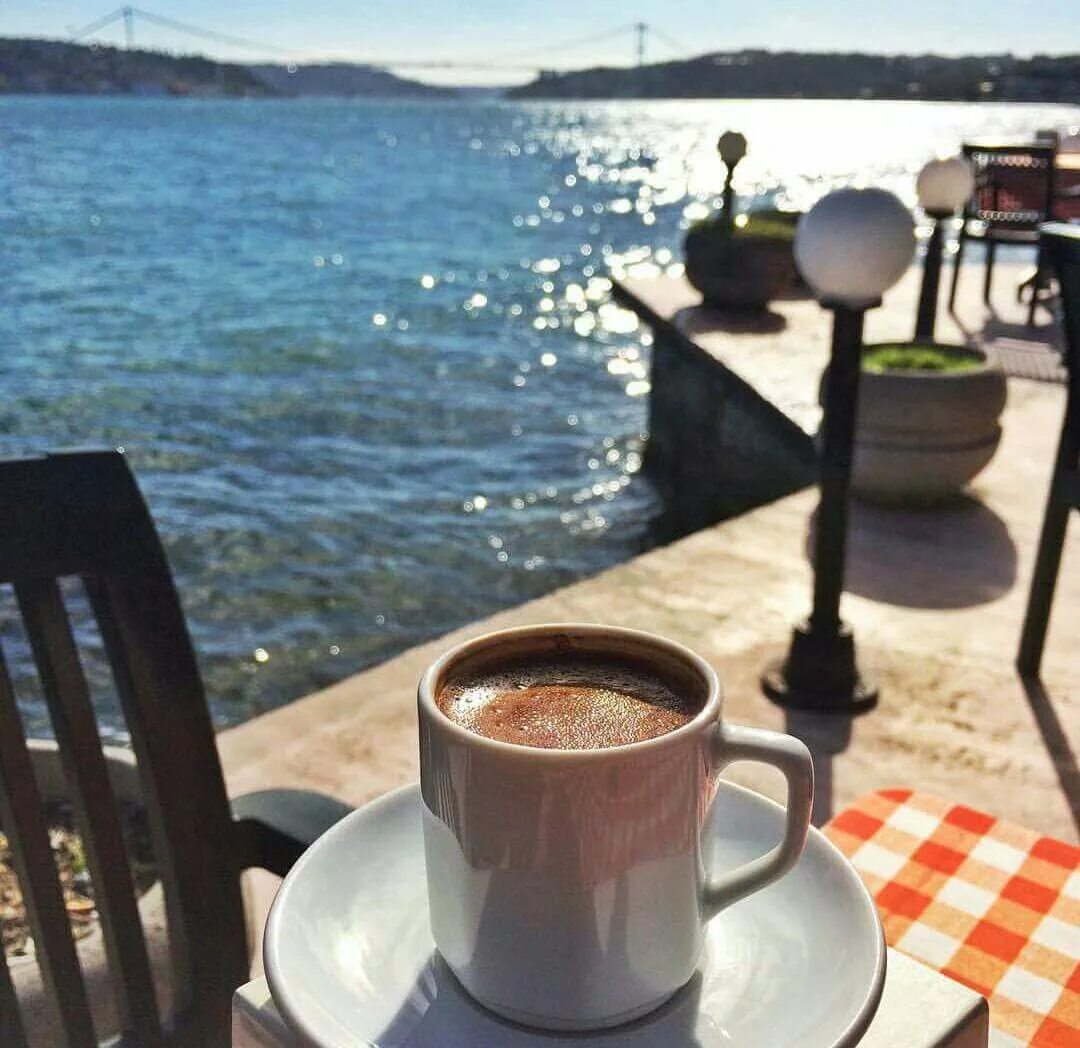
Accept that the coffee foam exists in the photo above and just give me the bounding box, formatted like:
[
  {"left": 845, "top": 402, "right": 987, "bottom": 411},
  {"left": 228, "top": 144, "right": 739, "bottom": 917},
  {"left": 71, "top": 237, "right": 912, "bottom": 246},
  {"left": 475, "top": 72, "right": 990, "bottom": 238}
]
[{"left": 436, "top": 655, "right": 699, "bottom": 750}]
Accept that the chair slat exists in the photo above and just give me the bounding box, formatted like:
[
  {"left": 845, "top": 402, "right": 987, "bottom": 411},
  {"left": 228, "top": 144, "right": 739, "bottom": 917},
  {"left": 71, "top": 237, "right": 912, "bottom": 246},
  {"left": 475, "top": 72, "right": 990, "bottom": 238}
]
[
  {"left": 0, "top": 648, "right": 95, "bottom": 1048},
  {"left": 1019, "top": 224, "right": 1080, "bottom": 675},
  {"left": 1061, "top": 467, "right": 1080, "bottom": 509},
  {"left": 83, "top": 576, "right": 194, "bottom": 1019},
  {"left": 16, "top": 579, "right": 162, "bottom": 1045},
  {"left": 0, "top": 948, "right": 28, "bottom": 1048}
]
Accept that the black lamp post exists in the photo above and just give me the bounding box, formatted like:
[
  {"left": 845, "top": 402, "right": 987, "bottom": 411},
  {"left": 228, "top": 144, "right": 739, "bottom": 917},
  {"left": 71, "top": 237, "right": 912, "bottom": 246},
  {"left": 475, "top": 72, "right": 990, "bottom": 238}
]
[
  {"left": 762, "top": 188, "right": 915, "bottom": 714},
  {"left": 914, "top": 209, "right": 951, "bottom": 341},
  {"left": 913, "top": 157, "right": 975, "bottom": 341},
  {"left": 716, "top": 131, "right": 747, "bottom": 232}
]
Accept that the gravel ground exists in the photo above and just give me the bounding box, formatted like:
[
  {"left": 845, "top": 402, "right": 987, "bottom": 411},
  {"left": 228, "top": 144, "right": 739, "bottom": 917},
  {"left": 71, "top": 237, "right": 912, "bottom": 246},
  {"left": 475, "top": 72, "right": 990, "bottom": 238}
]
[{"left": 1, "top": 801, "right": 156, "bottom": 958}]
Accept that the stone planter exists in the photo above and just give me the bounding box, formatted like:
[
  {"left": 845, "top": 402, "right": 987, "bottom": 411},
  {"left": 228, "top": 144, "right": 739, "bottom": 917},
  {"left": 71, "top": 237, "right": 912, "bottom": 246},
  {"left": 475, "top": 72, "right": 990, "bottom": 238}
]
[
  {"left": 6, "top": 741, "right": 173, "bottom": 1045},
  {"left": 839, "top": 343, "right": 1007, "bottom": 504},
  {"left": 683, "top": 227, "right": 795, "bottom": 309}
]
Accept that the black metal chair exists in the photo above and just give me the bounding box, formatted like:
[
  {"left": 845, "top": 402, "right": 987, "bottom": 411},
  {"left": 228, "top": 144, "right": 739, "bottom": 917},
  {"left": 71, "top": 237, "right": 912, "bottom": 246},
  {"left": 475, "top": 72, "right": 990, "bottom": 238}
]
[
  {"left": 948, "top": 143, "right": 1057, "bottom": 326},
  {"left": 0, "top": 450, "right": 351, "bottom": 1046},
  {"left": 1018, "top": 225, "right": 1080, "bottom": 677}
]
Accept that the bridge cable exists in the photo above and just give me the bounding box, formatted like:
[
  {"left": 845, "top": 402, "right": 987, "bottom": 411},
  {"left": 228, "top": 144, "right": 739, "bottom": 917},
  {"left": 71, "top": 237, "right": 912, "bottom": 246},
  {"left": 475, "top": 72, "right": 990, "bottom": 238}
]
[{"left": 484, "top": 22, "right": 640, "bottom": 65}]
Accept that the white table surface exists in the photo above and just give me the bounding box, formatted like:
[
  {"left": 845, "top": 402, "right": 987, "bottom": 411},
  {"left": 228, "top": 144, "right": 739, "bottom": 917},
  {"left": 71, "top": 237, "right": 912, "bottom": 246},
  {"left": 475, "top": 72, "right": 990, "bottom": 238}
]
[{"left": 233, "top": 947, "right": 988, "bottom": 1047}]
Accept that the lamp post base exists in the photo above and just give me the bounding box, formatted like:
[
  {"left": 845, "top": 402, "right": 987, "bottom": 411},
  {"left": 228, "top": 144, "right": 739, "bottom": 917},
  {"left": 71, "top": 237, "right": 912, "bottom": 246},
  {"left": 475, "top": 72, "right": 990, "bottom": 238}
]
[{"left": 761, "top": 620, "right": 878, "bottom": 714}]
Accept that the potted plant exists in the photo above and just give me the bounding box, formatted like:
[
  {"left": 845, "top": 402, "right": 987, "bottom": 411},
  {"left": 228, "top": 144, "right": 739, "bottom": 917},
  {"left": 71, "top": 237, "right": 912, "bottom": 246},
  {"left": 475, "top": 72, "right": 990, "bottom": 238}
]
[
  {"left": 842, "top": 341, "right": 1007, "bottom": 504},
  {"left": 684, "top": 210, "right": 798, "bottom": 310},
  {"left": 832, "top": 155, "right": 1006, "bottom": 505},
  {"left": 682, "top": 130, "right": 798, "bottom": 309}
]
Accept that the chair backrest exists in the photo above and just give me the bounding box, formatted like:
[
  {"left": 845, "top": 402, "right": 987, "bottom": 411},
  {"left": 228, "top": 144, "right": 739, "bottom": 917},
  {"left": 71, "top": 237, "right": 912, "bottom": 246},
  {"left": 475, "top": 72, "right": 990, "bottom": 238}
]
[
  {"left": 1042, "top": 222, "right": 1080, "bottom": 384},
  {"left": 962, "top": 143, "right": 1057, "bottom": 230},
  {"left": 0, "top": 451, "right": 247, "bottom": 1046}
]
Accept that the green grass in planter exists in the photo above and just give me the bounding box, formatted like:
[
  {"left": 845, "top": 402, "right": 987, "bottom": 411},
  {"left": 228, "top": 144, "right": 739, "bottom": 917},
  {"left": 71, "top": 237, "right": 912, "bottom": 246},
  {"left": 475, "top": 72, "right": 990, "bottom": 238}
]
[
  {"left": 690, "top": 212, "right": 798, "bottom": 241},
  {"left": 863, "top": 344, "right": 981, "bottom": 374},
  {"left": 734, "top": 214, "right": 798, "bottom": 241}
]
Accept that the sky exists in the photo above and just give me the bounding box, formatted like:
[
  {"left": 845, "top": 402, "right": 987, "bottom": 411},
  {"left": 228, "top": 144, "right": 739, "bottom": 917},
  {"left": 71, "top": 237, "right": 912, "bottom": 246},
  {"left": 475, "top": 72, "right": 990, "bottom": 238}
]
[{"left": 5, "top": 0, "right": 1079, "bottom": 85}]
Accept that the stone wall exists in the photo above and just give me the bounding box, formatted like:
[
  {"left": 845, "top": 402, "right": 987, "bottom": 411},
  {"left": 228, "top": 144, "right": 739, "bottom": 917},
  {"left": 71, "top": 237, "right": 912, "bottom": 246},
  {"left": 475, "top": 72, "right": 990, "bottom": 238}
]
[{"left": 614, "top": 282, "right": 817, "bottom": 540}]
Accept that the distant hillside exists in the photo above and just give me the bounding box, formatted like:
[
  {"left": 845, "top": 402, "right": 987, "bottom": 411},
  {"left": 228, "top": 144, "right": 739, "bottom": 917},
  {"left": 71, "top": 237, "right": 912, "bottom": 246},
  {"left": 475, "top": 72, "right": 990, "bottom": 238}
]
[
  {"left": 0, "top": 38, "right": 452, "bottom": 98},
  {"left": 248, "top": 62, "right": 452, "bottom": 98},
  {"left": 0, "top": 38, "right": 271, "bottom": 97},
  {"left": 508, "top": 50, "right": 1080, "bottom": 102}
]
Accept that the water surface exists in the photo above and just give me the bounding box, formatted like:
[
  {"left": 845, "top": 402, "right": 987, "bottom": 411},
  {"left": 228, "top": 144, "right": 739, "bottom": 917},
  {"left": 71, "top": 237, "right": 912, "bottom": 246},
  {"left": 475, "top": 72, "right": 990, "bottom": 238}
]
[{"left": 2, "top": 97, "right": 1076, "bottom": 736}]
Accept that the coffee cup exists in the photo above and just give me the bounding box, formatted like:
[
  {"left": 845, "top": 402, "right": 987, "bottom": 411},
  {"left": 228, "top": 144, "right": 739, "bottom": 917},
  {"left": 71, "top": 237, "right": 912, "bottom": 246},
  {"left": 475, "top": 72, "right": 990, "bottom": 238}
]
[{"left": 418, "top": 623, "right": 813, "bottom": 1030}]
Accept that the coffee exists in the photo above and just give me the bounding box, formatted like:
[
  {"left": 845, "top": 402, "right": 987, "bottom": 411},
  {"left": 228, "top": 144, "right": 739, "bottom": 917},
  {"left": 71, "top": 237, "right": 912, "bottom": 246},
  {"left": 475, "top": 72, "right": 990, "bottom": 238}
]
[{"left": 435, "top": 653, "right": 701, "bottom": 750}]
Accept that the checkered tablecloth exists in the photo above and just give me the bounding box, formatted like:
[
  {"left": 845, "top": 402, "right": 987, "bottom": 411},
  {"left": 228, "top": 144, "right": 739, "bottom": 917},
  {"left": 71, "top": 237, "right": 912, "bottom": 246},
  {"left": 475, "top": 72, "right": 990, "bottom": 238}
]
[{"left": 825, "top": 789, "right": 1078, "bottom": 1047}]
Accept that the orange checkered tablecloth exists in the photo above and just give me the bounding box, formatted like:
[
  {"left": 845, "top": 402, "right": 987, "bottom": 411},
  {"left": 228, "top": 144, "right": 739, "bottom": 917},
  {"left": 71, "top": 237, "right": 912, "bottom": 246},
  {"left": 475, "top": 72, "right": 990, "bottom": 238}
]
[{"left": 824, "top": 790, "right": 1079, "bottom": 1047}]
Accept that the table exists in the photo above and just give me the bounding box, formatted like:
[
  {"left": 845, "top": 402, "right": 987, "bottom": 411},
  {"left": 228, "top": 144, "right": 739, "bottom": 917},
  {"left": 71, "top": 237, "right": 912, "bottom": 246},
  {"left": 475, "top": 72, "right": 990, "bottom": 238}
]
[
  {"left": 232, "top": 948, "right": 989, "bottom": 1046},
  {"left": 824, "top": 790, "right": 1079, "bottom": 1046},
  {"left": 233, "top": 788, "right": 1079, "bottom": 1046}
]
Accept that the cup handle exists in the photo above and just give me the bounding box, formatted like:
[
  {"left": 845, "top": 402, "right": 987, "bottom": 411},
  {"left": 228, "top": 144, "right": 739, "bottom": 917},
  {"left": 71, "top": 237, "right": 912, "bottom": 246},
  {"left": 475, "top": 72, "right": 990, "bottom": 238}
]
[{"left": 702, "top": 723, "right": 814, "bottom": 920}]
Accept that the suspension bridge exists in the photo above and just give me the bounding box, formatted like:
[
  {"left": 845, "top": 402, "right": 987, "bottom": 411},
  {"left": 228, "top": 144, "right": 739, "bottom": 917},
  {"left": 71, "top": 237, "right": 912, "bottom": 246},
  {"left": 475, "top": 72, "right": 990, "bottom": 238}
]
[{"left": 70, "top": 7, "right": 692, "bottom": 74}]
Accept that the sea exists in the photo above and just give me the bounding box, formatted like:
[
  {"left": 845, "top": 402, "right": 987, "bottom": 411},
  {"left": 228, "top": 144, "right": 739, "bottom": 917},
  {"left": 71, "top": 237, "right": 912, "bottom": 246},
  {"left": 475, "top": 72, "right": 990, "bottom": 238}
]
[{"left": 3, "top": 96, "right": 1078, "bottom": 739}]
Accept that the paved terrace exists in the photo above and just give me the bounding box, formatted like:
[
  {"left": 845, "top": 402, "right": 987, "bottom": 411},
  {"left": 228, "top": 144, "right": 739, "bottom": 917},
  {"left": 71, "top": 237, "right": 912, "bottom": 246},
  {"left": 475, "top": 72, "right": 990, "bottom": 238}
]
[
  {"left": 615, "top": 259, "right": 1067, "bottom": 437},
  {"left": 220, "top": 262, "right": 1079, "bottom": 858}
]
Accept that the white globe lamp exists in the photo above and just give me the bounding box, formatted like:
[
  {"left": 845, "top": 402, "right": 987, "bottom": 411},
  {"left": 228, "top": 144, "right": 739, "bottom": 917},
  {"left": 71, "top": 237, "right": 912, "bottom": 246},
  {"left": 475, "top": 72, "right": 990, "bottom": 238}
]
[
  {"left": 916, "top": 156, "right": 975, "bottom": 217},
  {"left": 795, "top": 188, "right": 915, "bottom": 309},
  {"left": 765, "top": 186, "right": 915, "bottom": 714},
  {"left": 717, "top": 130, "right": 748, "bottom": 229},
  {"left": 913, "top": 157, "right": 974, "bottom": 340},
  {"left": 717, "top": 130, "right": 748, "bottom": 168}
]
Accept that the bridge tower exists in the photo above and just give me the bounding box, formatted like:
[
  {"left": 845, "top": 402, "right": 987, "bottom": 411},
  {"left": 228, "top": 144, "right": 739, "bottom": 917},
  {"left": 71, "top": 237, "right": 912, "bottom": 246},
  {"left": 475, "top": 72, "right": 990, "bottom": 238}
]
[
  {"left": 635, "top": 22, "right": 647, "bottom": 67},
  {"left": 122, "top": 6, "right": 134, "bottom": 48}
]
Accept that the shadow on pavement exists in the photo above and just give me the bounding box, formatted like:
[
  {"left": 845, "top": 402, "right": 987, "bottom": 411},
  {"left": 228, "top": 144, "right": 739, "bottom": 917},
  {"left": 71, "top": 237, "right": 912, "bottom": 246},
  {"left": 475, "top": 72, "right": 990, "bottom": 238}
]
[
  {"left": 1019, "top": 675, "right": 1080, "bottom": 838},
  {"left": 674, "top": 304, "right": 787, "bottom": 337},
  {"left": 782, "top": 709, "right": 854, "bottom": 827},
  {"left": 807, "top": 496, "right": 1017, "bottom": 610}
]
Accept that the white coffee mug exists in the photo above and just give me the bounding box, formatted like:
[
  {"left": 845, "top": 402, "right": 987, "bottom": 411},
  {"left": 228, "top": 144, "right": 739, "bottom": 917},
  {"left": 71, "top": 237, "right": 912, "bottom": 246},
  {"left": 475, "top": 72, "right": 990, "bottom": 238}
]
[{"left": 418, "top": 623, "right": 814, "bottom": 1031}]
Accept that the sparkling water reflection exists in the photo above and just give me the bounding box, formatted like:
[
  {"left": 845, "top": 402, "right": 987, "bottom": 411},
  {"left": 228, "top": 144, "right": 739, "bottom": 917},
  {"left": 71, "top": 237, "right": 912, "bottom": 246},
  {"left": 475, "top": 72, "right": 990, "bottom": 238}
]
[{"left": 2, "top": 97, "right": 1076, "bottom": 736}]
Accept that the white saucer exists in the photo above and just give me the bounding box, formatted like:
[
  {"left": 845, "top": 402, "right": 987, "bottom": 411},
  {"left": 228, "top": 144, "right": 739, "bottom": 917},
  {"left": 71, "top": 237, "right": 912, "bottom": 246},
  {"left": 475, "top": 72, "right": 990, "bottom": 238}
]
[{"left": 265, "top": 782, "right": 886, "bottom": 1047}]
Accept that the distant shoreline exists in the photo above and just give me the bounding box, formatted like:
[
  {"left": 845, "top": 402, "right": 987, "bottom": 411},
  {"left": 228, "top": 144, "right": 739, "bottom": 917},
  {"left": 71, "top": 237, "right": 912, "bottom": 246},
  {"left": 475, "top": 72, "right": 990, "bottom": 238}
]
[
  {"left": 2, "top": 37, "right": 1078, "bottom": 104},
  {"left": 4, "top": 94, "right": 1080, "bottom": 108},
  {"left": 0, "top": 37, "right": 453, "bottom": 99},
  {"left": 508, "top": 50, "right": 1080, "bottom": 105}
]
